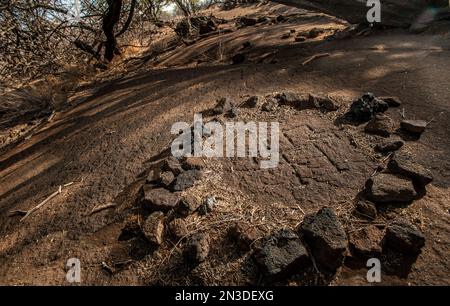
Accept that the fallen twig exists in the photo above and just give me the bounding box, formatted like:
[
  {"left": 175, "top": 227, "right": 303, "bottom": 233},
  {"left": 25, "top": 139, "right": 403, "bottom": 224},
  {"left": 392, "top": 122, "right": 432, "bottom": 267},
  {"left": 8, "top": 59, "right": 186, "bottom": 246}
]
[
  {"left": 16, "top": 182, "right": 73, "bottom": 222},
  {"left": 90, "top": 202, "right": 117, "bottom": 215},
  {"left": 302, "top": 53, "right": 330, "bottom": 66}
]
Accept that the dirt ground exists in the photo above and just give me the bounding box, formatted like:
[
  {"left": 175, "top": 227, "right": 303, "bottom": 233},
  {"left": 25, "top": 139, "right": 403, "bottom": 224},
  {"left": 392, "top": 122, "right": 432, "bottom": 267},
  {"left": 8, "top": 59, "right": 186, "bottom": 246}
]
[{"left": 0, "top": 3, "right": 449, "bottom": 285}]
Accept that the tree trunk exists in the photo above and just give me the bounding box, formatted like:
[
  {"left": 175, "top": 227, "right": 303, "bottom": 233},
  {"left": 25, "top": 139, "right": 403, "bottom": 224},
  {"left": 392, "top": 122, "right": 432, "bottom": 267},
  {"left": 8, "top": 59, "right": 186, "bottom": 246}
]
[
  {"left": 271, "top": 0, "right": 448, "bottom": 27},
  {"left": 103, "top": 0, "right": 123, "bottom": 62}
]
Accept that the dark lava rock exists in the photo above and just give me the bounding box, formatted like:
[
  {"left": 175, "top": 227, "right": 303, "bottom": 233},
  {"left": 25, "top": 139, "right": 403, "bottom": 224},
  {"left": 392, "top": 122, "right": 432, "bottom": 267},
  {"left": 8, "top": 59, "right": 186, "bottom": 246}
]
[
  {"left": 213, "top": 97, "right": 235, "bottom": 115},
  {"left": 146, "top": 167, "right": 161, "bottom": 183},
  {"left": 119, "top": 214, "right": 141, "bottom": 241},
  {"left": 181, "top": 156, "right": 205, "bottom": 170},
  {"left": 349, "top": 93, "right": 389, "bottom": 122},
  {"left": 306, "top": 28, "right": 324, "bottom": 38},
  {"left": 295, "top": 36, "right": 306, "bottom": 42},
  {"left": 229, "top": 103, "right": 240, "bottom": 118},
  {"left": 364, "top": 114, "right": 395, "bottom": 137},
  {"left": 379, "top": 96, "right": 402, "bottom": 107},
  {"left": 281, "top": 32, "right": 291, "bottom": 39},
  {"left": 355, "top": 200, "right": 377, "bottom": 220},
  {"left": 241, "top": 95, "right": 261, "bottom": 108},
  {"left": 142, "top": 211, "right": 165, "bottom": 245},
  {"left": 261, "top": 97, "right": 278, "bottom": 112},
  {"left": 299, "top": 207, "right": 348, "bottom": 273},
  {"left": 159, "top": 171, "right": 175, "bottom": 187},
  {"left": 183, "top": 233, "right": 210, "bottom": 264},
  {"left": 141, "top": 185, "right": 180, "bottom": 212},
  {"left": 387, "top": 152, "right": 433, "bottom": 187},
  {"left": 241, "top": 41, "right": 252, "bottom": 49},
  {"left": 309, "top": 93, "right": 339, "bottom": 111},
  {"left": 375, "top": 138, "right": 404, "bottom": 153},
  {"left": 274, "top": 92, "right": 309, "bottom": 106},
  {"left": 162, "top": 156, "right": 184, "bottom": 175},
  {"left": 349, "top": 225, "right": 383, "bottom": 257},
  {"left": 365, "top": 173, "right": 417, "bottom": 203},
  {"left": 236, "top": 16, "right": 257, "bottom": 27},
  {"left": 275, "top": 15, "right": 286, "bottom": 23},
  {"left": 401, "top": 119, "right": 427, "bottom": 134},
  {"left": 198, "top": 196, "right": 217, "bottom": 215},
  {"left": 253, "top": 229, "right": 311, "bottom": 280},
  {"left": 257, "top": 16, "right": 270, "bottom": 24},
  {"left": 175, "top": 16, "right": 217, "bottom": 37},
  {"left": 232, "top": 52, "right": 246, "bottom": 64},
  {"left": 171, "top": 169, "right": 202, "bottom": 191},
  {"left": 384, "top": 219, "right": 425, "bottom": 254},
  {"left": 177, "top": 194, "right": 202, "bottom": 216},
  {"left": 168, "top": 218, "right": 189, "bottom": 241},
  {"left": 228, "top": 222, "right": 263, "bottom": 251}
]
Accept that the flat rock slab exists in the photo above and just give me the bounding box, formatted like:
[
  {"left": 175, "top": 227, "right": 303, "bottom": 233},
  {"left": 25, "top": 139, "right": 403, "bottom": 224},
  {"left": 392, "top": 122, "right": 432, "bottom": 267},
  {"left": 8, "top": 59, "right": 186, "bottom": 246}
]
[
  {"left": 253, "top": 229, "right": 311, "bottom": 281},
  {"left": 388, "top": 152, "right": 433, "bottom": 187},
  {"left": 401, "top": 120, "right": 427, "bottom": 134},
  {"left": 299, "top": 207, "right": 348, "bottom": 273},
  {"left": 366, "top": 173, "right": 417, "bottom": 203}
]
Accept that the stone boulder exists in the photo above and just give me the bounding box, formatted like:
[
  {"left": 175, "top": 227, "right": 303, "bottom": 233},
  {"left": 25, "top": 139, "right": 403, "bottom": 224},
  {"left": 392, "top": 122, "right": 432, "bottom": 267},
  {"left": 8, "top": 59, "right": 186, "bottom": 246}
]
[{"left": 299, "top": 207, "right": 348, "bottom": 273}]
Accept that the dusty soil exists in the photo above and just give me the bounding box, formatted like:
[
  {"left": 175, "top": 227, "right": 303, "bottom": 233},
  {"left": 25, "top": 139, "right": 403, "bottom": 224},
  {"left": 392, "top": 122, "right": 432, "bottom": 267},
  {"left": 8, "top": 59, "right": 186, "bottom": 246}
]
[{"left": 0, "top": 3, "right": 449, "bottom": 285}]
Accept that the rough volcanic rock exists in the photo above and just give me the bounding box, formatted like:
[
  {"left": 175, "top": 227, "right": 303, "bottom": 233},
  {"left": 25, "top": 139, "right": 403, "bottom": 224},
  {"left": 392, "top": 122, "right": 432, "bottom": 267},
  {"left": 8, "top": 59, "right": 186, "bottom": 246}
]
[
  {"left": 379, "top": 96, "right": 402, "bottom": 107},
  {"left": 387, "top": 152, "right": 433, "bottom": 187},
  {"left": 146, "top": 168, "right": 161, "bottom": 183},
  {"left": 364, "top": 114, "right": 395, "bottom": 137},
  {"left": 375, "top": 138, "right": 404, "bottom": 153},
  {"left": 349, "top": 225, "right": 383, "bottom": 257},
  {"left": 355, "top": 200, "right": 377, "bottom": 220},
  {"left": 141, "top": 185, "right": 180, "bottom": 212},
  {"left": 171, "top": 169, "right": 202, "bottom": 191},
  {"left": 365, "top": 173, "right": 417, "bottom": 203},
  {"left": 159, "top": 171, "right": 175, "bottom": 187},
  {"left": 349, "top": 93, "right": 389, "bottom": 122},
  {"left": 299, "top": 207, "right": 348, "bottom": 273},
  {"left": 175, "top": 16, "right": 218, "bottom": 37},
  {"left": 232, "top": 53, "right": 246, "bottom": 64},
  {"left": 168, "top": 218, "right": 189, "bottom": 241},
  {"left": 181, "top": 157, "right": 205, "bottom": 170},
  {"left": 241, "top": 95, "right": 261, "bottom": 108},
  {"left": 162, "top": 156, "right": 184, "bottom": 175},
  {"left": 236, "top": 16, "right": 257, "bottom": 27},
  {"left": 384, "top": 219, "right": 425, "bottom": 254},
  {"left": 253, "top": 229, "right": 311, "bottom": 280},
  {"left": 198, "top": 196, "right": 217, "bottom": 215},
  {"left": 177, "top": 194, "right": 202, "bottom": 216},
  {"left": 401, "top": 119, "right": 427, "bottom": 134},
  {"left": 274, "top": 92, "right": 310, "bottom": 108},
  {"left": 295, "top": 36, "right": 306, "bottom": 42},
  {"left": 228, "top": 222, "right": 263, "bottom": 251},
  {"left": 119, "top": 214, "right": 141, "bottom": 240},
  {"left": 261, "top": 97, "right": 278, "bottom": 112},
  {"left": 142, "top": 211, "right": 165, "bottom": 245},
  {"left": 306, "top": 27, "right": 323, "bottom": 38},
  {"left": 309, "top": 93, "right": 339, "bottom": 111},
  {"left": 281, "top": 32, "right": 291, "bottom": 39},
  {"left": 183, "top": 233, "right": 210, "bottom": 264},
  {"left": 213, "top": 97, "right": 236, "bottom": 115}
]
